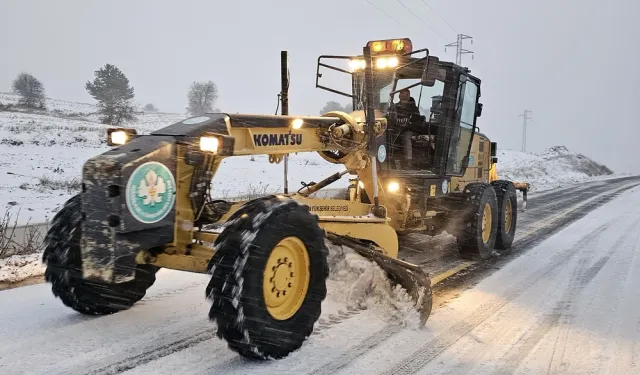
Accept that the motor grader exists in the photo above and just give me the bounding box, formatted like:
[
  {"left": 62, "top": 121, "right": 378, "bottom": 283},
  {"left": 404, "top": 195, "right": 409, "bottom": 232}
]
[{"left": 42, "top": 38, "right": 528, "bottom": 361}]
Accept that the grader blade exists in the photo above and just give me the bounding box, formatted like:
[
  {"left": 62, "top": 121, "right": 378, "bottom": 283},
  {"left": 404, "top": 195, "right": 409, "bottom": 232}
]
[{"left": 325, "top": 233, "right": 433, "bottom": 325}]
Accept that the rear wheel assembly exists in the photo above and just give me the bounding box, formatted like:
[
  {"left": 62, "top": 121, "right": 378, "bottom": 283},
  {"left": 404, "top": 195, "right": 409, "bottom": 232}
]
[
  {"left": 42, "top": 194, "right": 158, "bottom": 315},
  {"left": 491, "top": 180, "right": 518, "bottom": 251},
  {"left": 454, "top": 183, "right": 499, "bottom": 260},
  {"left": 206, "top": 195, "right": 329, "bottom": 360}
]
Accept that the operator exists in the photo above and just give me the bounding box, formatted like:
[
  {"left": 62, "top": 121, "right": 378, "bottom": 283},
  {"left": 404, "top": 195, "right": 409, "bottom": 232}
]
[{"left": 394, "top": 89, "right": 421, "bottom": 168}]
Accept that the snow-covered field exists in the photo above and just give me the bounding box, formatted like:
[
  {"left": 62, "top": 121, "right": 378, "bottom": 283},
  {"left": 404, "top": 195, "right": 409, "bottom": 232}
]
[{"left": 0, "top": 93, "right": 623, "bottom": 284}]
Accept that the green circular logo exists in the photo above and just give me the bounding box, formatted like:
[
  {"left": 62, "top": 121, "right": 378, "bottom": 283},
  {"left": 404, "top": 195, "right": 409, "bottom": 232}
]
[{"left": 126, "top": 161, "right": 176, "bottom": 224}]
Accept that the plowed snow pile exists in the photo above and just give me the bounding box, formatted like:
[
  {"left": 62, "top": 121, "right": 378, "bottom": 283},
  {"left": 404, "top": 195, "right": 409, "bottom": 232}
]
[
  {"left": 324, "top": 241, "right": 422, "bottom": 328},
  {"left": 498, "top": 146, "right": 615, "bottom": 192}
]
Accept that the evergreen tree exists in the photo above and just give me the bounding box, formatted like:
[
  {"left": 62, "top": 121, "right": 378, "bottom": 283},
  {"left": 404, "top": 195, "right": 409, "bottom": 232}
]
[{"left": 85, "top": 64, "right": 136, "bottom": 125}]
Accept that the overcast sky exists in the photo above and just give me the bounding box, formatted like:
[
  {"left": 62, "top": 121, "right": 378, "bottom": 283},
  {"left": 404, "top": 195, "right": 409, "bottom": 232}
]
[{"left": 1, "top": 0, "right": 637, "bottom": 173}]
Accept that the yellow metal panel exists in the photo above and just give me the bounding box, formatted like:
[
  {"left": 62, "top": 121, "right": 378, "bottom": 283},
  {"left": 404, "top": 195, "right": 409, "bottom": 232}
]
[
  {"left": 135, "top": 252, "right": 210, "bottom": 273},
  {"left": 319, "top": 221, "right": 398, "bottom": 259}
]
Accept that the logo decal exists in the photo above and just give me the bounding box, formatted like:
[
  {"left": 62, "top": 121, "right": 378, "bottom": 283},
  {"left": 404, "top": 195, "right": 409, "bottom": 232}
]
[
  {"left": 377, "top": 144, "right": 387, "bottom": 162},
  {"left": 442, "top": 179, "right": 448, "bottom": 194},
  {"left": 253, "top": 133, "right": 303, "bottom": 146},
  {"left": 182, "top": 116, "right": 210, "bottom": 125},
  {"left": 126, "top": 161, "right": 176, "bottom": 224}
]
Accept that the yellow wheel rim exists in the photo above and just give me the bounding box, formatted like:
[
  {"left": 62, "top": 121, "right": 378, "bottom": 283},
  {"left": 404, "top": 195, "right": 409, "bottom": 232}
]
[
  {"left": 482, "top": 203, "right": 492, "bottom": 243},
  {"left": 263, "top": 237, "right": 310, "bottom": 320},
  {"left": 504, "top": 199, "right": 513, "bottom": 233}
]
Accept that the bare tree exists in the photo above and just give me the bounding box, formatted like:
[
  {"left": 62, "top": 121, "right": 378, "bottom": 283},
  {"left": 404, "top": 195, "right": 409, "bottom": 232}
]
[
  {"left": 187, "top": 81, "right": 218, "bottom": 115},
  {"left": 319, "top": 100, "right": 352, "bottom": 115},
  {"left": 12, "top": 73, "right": 46, "bottom": 109}
]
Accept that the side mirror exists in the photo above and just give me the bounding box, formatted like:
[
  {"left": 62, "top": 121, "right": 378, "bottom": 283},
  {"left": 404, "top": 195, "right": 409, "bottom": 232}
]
[
  {"left": 421, "top": 56, "right": 440, "bottom": 87},
  {"left": 476, "top": 102, "right": 483, "bottom": 117}
]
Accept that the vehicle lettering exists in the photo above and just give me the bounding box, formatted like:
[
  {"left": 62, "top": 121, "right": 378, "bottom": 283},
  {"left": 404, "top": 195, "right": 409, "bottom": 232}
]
[
  {"left": 309, "top": 205, "right": 348, "bottom": 212},
  {"left": 253, "top": 133, "right": 303, "bottom": 147}
]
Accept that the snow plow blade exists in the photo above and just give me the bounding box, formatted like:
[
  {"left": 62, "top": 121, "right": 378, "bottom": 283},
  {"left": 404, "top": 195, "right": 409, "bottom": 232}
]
[{"left": 325, "top": 232, "right": 433, "bottom": 325}]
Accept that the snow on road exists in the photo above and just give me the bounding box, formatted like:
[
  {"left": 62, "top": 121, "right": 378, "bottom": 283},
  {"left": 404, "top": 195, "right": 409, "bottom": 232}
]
[{"left": 336, "top": 185, "right": 640, "bottom": 375}]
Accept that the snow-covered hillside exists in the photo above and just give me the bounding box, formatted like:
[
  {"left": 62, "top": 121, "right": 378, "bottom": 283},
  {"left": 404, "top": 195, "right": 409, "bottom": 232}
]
[
  {"left": 0, "top": 93, "right": 619, "bottom": 227},
  {"left": 496, "top": 145, "right": 616, "bottom": 192}
]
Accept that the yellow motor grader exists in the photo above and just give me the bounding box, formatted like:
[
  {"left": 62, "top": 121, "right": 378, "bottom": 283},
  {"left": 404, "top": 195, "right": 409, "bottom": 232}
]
[{"left": 42, "top": 38, "right": 528, "bottom": 360}]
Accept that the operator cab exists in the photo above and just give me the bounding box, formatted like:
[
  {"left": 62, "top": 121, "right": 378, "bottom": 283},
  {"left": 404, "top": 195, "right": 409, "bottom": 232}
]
[{"left": 316, "top": 38, "right": 483, "bottom": 181}]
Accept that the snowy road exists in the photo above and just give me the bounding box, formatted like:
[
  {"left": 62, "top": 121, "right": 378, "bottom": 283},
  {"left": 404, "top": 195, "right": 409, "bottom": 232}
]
[{"left": 1, "top": 176, "right": 640, "bottom": 375}]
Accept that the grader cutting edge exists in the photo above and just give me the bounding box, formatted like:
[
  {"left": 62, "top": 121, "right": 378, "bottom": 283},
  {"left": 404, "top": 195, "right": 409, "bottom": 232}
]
[{"left": 42, "top": 38, "right": 528, "bottom": 360}]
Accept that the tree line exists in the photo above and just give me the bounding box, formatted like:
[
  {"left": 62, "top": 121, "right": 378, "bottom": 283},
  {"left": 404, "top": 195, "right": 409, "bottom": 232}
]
[
  {"left": 7, "top": 66, "right": 356, "bottom": 126},
  {"left": 6, "top": 65, "right": 220, "bottom": 126}
]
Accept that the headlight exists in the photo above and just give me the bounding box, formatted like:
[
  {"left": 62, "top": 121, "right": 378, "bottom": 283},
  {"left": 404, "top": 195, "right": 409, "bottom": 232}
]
[
  {"left": 387, "top": 181, "right": 400, "bottom": 193},
  {"left": 200, "top": 136, "right": 220, "bottom": 153},
  {"left": 107, "top": 127, "right": 137, "bottom": 146},
  {"left": 110, "top": 131, "right": 127, "bottom": 145},
  {"left": 291, "top": 118, "right": 303, "bottom": 129},
  {"left": 386, "top": 56, "right": 399, "bottom": 68},
  {"left": 375, "top": 56, "right": 399, "bottom": 69},
  {"left": 349, "top": 59, "right": 366, "bottom": 71}
]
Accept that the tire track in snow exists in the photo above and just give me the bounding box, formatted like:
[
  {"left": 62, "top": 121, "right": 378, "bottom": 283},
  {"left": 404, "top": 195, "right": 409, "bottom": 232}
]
[
  {"left": 374, "top": 218, "right": 618, "bottom": 375},
  {"left": 90, "top": 308, "right": 364, "bottom": 375},
  {"left": 306, "top": 324, "right": 403, "bottom": 375},
  {"left": 493, "top": 216, "right": 640, "bottom": 375},
  {"left": 306, "top": 183, "right": 640, "bottom": 375},
  {"left": 56, "top": 329, "right": 220, "bottom": 375}
]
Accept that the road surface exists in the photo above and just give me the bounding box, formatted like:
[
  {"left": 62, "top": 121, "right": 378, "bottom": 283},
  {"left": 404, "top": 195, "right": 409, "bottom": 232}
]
[{"left": 0, "top": 176, "right": 639, "bottom": 374}]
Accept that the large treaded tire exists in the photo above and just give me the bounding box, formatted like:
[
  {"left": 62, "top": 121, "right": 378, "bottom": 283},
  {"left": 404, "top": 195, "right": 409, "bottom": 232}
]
[
  {"left": 42, "top": 194, "right": 158, "bottom": 315},
  {"left": 454, "top": 183, "right": 499, "bottom": 260},
  {"left": 491, "top": 180, "right": 518, "bottom": 251},
  {"left": 205, "top": 195, "right": 329, "bottom": 360}
]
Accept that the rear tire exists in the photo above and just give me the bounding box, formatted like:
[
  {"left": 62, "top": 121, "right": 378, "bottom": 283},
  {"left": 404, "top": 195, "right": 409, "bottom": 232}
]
[
  {"left": 491, "top": 180, "right": 518, "bottom": 251},
  {"left": 206, "top": 195, "right": 329, "bottom": 360},
  {"left": 454, "top": 183, "right": 499, "bottom": 260},
  {"left": 42, "top": 194, "right": 158, "bottom": 315}
]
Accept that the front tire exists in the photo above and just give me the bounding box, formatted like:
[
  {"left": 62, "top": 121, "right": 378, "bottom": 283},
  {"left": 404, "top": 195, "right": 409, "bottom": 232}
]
[
  {"left": 42, "top": 194, "right": 158, "bottom": 315},
  {"left": 206, "top": 196, "right": 329, "bottom": 360}
]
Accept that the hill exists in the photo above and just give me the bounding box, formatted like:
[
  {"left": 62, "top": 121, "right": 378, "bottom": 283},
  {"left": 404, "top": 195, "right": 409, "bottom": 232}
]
[{"left": 496, "top": 145, "right": 616, "bottom": 192}]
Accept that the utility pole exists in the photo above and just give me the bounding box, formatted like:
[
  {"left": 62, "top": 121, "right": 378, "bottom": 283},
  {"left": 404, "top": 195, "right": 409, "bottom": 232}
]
[
  {"left": 445, "top": 33, "right": 474, "bottom": 65},
  {"left": 519, "top": 110, "right": 532, "bottom": 152}
]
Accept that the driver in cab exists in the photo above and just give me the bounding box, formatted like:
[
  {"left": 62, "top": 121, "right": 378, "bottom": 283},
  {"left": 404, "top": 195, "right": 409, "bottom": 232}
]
[{"left": 393, "top": 88, "right": 422, "bottom": 168}]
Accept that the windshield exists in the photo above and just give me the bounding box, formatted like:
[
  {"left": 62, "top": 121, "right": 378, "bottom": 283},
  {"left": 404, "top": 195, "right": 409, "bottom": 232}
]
[{"left": 379, "top": 78, "right": 445, "bottom": 119}]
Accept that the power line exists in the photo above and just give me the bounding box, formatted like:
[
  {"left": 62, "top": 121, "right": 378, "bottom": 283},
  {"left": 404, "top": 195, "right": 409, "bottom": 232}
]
[
  {"left": 419, "top": 0, "right": 457, "bottom": 34},
  {"left": 395, "top": 0, "right": 445, "bottom": 40},
  {"left": 519, "top": 110, "right": 532, "bottom": 152},
  {"left": 444, "top": 33, "right": 474, "bottom": 65},
  {"left": 365, "top": 0, "right": 418, "bottom": 35}
]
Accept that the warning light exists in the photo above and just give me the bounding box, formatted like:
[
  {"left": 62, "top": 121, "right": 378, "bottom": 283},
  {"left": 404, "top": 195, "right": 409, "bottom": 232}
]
[{"left": 366, "top": 38, "right": 413, "bottom": 54}]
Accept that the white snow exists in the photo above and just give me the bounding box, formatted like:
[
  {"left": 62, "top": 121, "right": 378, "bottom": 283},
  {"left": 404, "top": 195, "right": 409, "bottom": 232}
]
[
  {"left": 0, "top": 253, "right": 44, "bottom": 283},
  {"left": 496, "top": 145, "right": 616, "bottom": 193},
  {"left": 326, "top": 184, "right": 640, "bottom": 375},
  {"left": 325, "top": 241, "right": 423, "bottom": 328}
]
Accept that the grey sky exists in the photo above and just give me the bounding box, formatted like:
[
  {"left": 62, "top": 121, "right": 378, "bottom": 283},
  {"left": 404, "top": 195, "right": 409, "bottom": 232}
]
[{"left": 1, "top": 0, "right": 638, "bottom": 173}]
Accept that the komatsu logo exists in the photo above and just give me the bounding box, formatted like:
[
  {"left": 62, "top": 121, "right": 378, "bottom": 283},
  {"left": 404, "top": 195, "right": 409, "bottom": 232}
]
[{"left": 253, "top": 133, "right": 303, "bottom": 147}]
